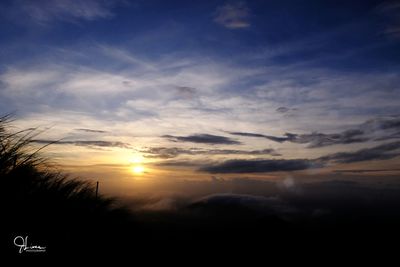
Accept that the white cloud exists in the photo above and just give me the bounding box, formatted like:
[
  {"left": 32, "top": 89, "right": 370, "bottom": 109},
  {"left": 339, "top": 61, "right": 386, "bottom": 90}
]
[
  {"left": 1, "top": 68, "right": 62, "bottom": 94},
  {"left": 1, "top": 66, "right": 134, "bottom": 97},
  {"left": 98, "top": 45, "right": 157, "bottom": 71},
  {"left": 214, "top": 2, "right": 251, "bottom": 29}
]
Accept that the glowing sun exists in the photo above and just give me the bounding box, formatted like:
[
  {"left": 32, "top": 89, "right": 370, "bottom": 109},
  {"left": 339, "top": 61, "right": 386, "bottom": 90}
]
[{"left": 132, "top": 165, "right": 145, "bottom": 174}]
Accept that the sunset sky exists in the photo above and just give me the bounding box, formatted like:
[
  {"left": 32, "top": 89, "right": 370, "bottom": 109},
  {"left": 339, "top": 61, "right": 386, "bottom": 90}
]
[{"left": 1, "top": 0, "right": 399, "bottom": 197}]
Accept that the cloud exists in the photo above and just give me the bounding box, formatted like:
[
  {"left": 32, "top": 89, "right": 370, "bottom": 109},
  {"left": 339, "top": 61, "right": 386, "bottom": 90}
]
[
  {"left": 214, "top": 2, "right": 250, "bottom": 29},
  {"left": 197, "top": 140, "right": 400, "bottom": 174},
  {"left": 228, "top": 131, "right": 290, "bottom": 142},
  {"left": 163, "top": 134, "right": 241, "bottom": 145},
  {"left": 122, "top": 179, "right": 400, "bottom": 233},
  {"left": 318, "top": 141, "right": 400, "bottom": 164},
  {"left": 229, "top": 116, "right": 400, "bottom": 148},
  {"left": 275, "top": 106, "right": 298, "bottom": 116},
  {"left": 332, "top": 168, "right": 400, "bottom": 174},
  {"left": 286, "top": 130, "right": 368, "bottom": 148},
  {"left": 200, "top": 159, "right": 322, "bottom": 173},
  {"left": 75, "top": 128, "right": 108, "bottom": 133},
  {"left": 0, "top": 66, "right": 138, "bottom": 98},
  {"left": 141, "top": 147, "right": 280, "bottom": 159},
  {"left": 15, "top": 0, "right": 118, "bottom": 23},
  {"left": 277, "top": 176, "right": 302, "bottom": 194},
  {"left": 276, "top": 107, "right": 291, "bottom": 113},
  {"left": 31, "top": 139, "right": 131, "bottom": 149},
  {"left": 376, "top": 1, "right": 400, "bottom": 39},
  {"left": 0, "top": 48, "right": 236, "bottom": 119},
  {"left": 154, "top": 160, "right": 205, "bottom": 168},
  {"left": 174, "top": 86, "right": 197, "bottom": 99},
  {"left": 195, "top": 140, "right": 400, "bottom": 174},
  {"left": 190, "top": 193, "right": 296, "bottom": 217}
]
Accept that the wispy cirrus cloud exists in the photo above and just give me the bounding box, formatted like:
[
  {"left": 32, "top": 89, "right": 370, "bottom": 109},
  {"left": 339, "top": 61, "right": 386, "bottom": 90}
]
[
  {"left": 214, "top": 2, "right": 251, "bottom": 29},
  {"left": 32, "top": 139, "right": 131, "bottom": 149},
  {"left": 75, "top": 128, "right": 108, "bottom": 134},
  {"left": 11, "top": 0, "right": 119, "bottom": 24}
]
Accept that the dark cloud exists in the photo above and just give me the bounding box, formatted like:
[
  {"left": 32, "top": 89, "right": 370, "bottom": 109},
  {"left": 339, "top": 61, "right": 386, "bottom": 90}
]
[
  {"left": 190, "top": 193, "right": 297, "bottom": 218},
  {"left": 155, "top": 159, "right": 204, "bottom": 168},
  {"left": 196, "top": 141, "right": 400, "bottom": 174},
  {"left": 286, "top": 130, "right": 368, "bottom": 148},
  {"left": 120, "top": 179, "right": 400, "bottom": 254},
  {"left": 360, "top": 116, "right": 400, "bottom": 132},
  {"left": 276, "top": 106, "right": 297, "bottom": 114},
  {"left": 200, "top": 159, "right": 322, "bottom": 173},
  {"left": 332, "top": 168, "right": 400, "bottom": 174},
  {"left": 318, "top": 141, "right": 400, "bottom": 164},
  {"left": 124, "top": 178, "right": 400, "bottom": 216},
  {"left": 276, "top": 107, "right": 290, "bottom": 113},
  {"left": 31, "top": 139, "right": 131, "bottom": 148},
  {"left": 75, "top": 128, "right": 108, "bottom": 133},
  {"left": 229, "top": 130, "right": 368, "bottom": 147},
  {"left": 175, "top": 86, "right": 197, "bottom": 99},
  {"left": 141, "top": 147, "right": 280, "bottom": 159},
  {"left": 163, "top": 134, "right": 241, "bottom": 145},
  {"left": 228, "top": 132, "right": 289, "bottom": 142},
  {"left": 179, "top": 179, "right": 400, "bottom": 222},
  {"left": 229, "top": 116, "right": 400, "bottom": 148}
]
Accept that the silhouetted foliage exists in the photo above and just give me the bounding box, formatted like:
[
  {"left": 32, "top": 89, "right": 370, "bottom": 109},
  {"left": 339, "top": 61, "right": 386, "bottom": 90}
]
[{"left": 0, "top": 115, "right": 132, "bottom": 258}]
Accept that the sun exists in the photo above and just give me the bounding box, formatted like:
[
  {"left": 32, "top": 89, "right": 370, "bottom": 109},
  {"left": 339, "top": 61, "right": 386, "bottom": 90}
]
[
  {"left": 128, "top": 155, "right": 145, "bottom": 175},
  {"left": 132, "top": 165, "right": 145, "bottom": 174}
]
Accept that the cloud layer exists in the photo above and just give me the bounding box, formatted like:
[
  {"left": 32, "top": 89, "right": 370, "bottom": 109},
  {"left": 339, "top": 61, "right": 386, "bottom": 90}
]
[
  {"left": 141, "top": 147, "right": 280, "bottom": 159},
  {"left": 198, "top": 141, "right": 400, "bottom": 174},
  {"left": 229, "top": 116, "right": 400, "bottom": 148},
  {"left": 319, "top": 141, "right": 400, "bottom": 164},
  {"left": 200, "top": 159, "right": 320, "bottom": 173},
  {"left": 32, "top": 139, "right": 131, "bottom": 149},
  {"left": 163, "top": 134, "right": 241, "bottom": 145}
]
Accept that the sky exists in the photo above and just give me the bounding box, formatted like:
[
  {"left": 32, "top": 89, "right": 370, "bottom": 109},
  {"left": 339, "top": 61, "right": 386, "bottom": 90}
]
[{"left": 0, "top": 0, "right": 399, "bottom": 197}]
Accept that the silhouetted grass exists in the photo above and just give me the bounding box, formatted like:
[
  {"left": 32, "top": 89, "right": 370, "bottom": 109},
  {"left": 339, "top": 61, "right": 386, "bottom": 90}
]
[{"left": 0, "top": 115, "right": 132, "bottom": 258}]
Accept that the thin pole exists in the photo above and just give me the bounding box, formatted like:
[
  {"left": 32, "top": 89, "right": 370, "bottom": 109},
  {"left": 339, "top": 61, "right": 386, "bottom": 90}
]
[{"left": 95, "top": 181, "right": 99, "bottom": 199}]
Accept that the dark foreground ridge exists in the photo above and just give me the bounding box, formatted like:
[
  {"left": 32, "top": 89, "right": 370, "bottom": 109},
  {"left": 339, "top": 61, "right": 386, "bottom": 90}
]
[{"left": 1, "top": 115, "right": 400, "bottom": 262}]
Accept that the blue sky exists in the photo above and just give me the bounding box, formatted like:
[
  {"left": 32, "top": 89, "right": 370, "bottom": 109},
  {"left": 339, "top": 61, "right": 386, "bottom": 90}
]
[
  {"left": 1, "top": 0, "right": 399, "bottom": 68},
  {"left": 0, "top": 0, "right": 400, "bottom": 194}
]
